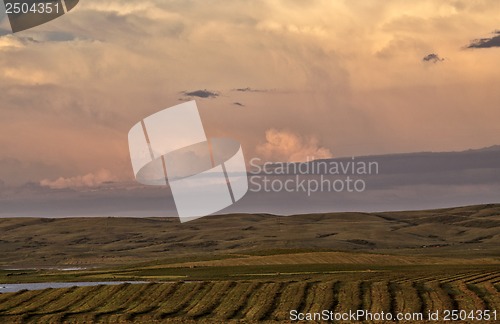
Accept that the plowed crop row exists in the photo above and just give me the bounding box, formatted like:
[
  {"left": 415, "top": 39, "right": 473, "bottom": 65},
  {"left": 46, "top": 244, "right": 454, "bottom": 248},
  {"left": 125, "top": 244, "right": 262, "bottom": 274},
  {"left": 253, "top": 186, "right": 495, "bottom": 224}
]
[{"left": 0, "top": 277, "right": 498, "bottom": 323}]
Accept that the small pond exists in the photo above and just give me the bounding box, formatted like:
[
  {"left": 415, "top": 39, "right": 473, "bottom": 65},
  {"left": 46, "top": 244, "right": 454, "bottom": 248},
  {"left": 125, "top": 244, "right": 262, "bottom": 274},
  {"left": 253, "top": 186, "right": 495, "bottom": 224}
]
[{"left": 0, "top": 281, "right": 149, "bottom": 293}]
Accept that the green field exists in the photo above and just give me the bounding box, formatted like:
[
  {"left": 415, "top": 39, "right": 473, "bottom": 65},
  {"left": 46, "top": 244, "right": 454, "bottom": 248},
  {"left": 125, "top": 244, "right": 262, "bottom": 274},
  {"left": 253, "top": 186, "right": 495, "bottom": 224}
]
[{"left": 0, "top": 204, "right": 499, "bottom": 323}]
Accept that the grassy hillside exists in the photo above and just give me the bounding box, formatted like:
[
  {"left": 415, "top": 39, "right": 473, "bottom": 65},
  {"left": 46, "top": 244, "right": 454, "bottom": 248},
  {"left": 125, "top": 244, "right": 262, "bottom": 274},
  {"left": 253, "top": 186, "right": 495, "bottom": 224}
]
[
  {"left": 0, "top": 204, "right": 499, "bottom": 269},
  {"left": 0, "top": 204, "right": 499, "bottom": 323}
]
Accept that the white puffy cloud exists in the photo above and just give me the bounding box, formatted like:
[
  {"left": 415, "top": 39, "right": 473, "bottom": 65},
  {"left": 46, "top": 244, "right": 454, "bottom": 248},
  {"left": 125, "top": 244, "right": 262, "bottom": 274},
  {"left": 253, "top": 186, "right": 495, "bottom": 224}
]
[
  {"left": 40, "top": 169, "right": 116, "bottom": 189},
  {"left": 256, "top": 129, "right": 333, "bottom": 162}
]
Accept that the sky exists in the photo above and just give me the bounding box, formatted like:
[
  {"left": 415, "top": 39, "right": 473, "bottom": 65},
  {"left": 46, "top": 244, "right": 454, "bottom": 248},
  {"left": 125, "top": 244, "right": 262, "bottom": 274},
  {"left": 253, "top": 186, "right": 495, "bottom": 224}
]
[{"left": 0, "top": 0, "right": 500, "bottom": 190}]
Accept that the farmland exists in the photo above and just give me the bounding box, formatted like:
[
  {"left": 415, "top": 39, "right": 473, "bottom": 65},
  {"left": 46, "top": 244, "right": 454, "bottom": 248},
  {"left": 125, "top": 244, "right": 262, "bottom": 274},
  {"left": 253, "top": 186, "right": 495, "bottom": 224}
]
[
  {"left": 0, "top": 266, "right": 499, "bottom": 323},
  {"left": 0, "top": 204, "right": 499, "bottom": 322}
]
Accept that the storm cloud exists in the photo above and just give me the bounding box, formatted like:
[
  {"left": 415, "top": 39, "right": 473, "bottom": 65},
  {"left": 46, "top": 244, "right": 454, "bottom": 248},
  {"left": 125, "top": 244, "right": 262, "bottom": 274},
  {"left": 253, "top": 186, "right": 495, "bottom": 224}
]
[
  {"left": 183, "top": 90, "right": 219, "bottom": 99},
  {"left": 234, "top": 87, "right": 269, "bottom": 93},
  {"left": 467, "top": 31, "right": 500, "bottom": 49},
  {"left": 422, "top": 53, "right": 444, "bottom": 63}
]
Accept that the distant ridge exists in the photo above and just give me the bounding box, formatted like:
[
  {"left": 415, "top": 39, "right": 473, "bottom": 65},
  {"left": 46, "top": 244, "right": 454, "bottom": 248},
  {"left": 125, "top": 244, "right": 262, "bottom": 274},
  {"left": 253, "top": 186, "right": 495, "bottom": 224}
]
[
  {"left": 320, "top": 144, "right": 500, "bottom": 161},
  {"left": 1, "top": 145, "right": 500, "bottom": 217},
  {"left": 0, "top": 203, "right": 499, "bottom": 267},
  {"left": 464, "top": 144, "right": 500, "bottom": 152}
]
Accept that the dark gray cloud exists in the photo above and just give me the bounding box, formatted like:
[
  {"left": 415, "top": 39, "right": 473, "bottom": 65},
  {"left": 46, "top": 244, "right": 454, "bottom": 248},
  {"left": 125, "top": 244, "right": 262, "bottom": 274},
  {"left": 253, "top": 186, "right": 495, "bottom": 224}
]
[
  {"left": 40, "top": 31, "right": 78, "bottom": 42},
  {"left": 233, "top": 102, "right": 245, "bottom": 107},
  {"left": 467, "top": 31, "right": 500, "bottom": 49},
  {"left": 183, "top": 89, "right": 219, "bottom": 98},
  {"left": 0, "top": 158, "right": 65, "bottom": 186},
  {"left": 2, "top": 146, "right": 500, "bottom": 217},
  {"left": 422, "top": 53, "right": 444, "bottom": 63},
  {"left": 234, "top": 87, "right": 270, "bottom": 92},
  {"left": 0, "top": 181, "right": 177, "bottom": 218}
]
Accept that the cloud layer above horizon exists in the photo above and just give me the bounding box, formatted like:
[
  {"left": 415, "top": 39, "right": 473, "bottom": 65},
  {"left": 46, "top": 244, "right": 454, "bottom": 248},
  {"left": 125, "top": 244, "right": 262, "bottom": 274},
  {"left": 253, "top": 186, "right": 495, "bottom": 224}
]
[{"left": 1, "top": 0, "right": 500, "bottom": 187}]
